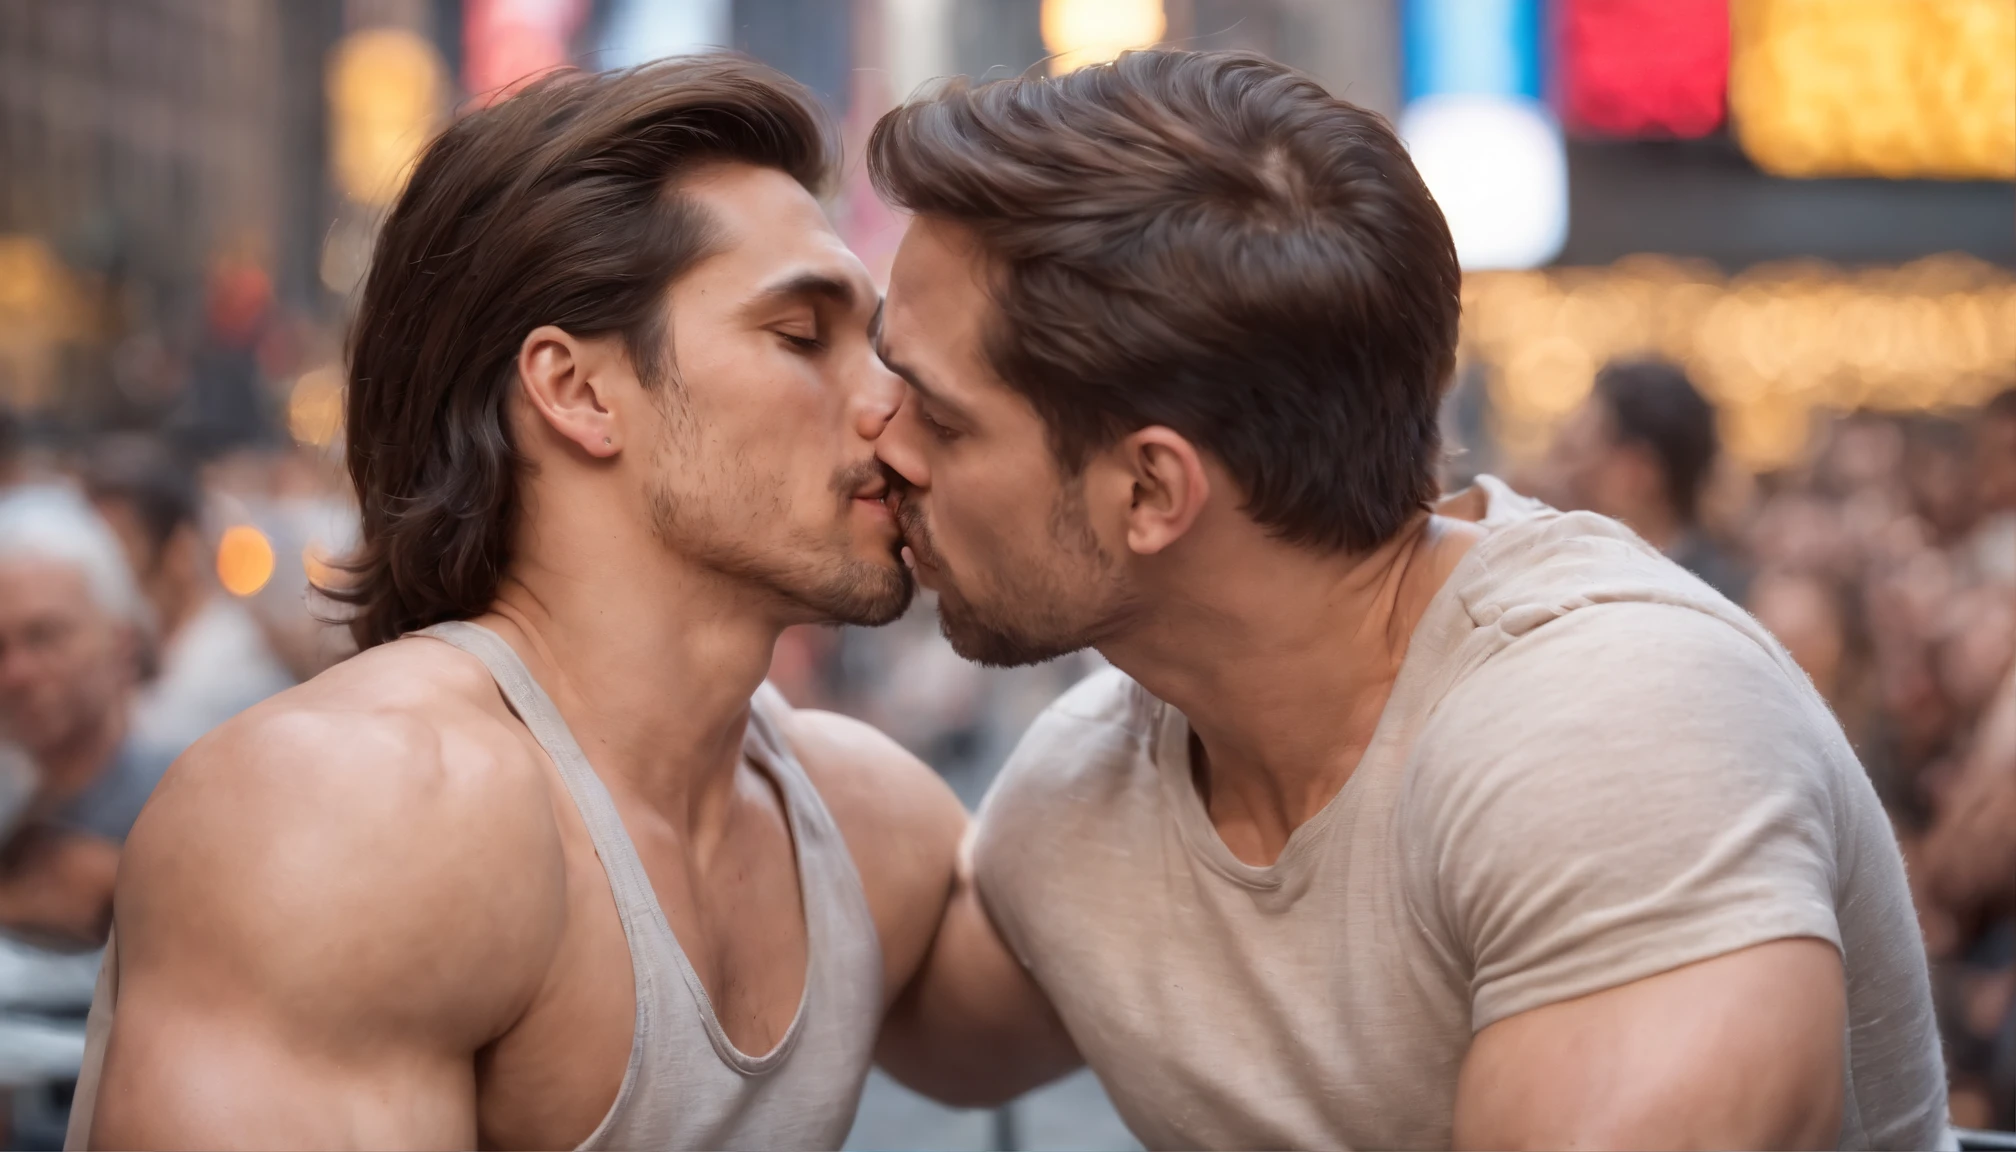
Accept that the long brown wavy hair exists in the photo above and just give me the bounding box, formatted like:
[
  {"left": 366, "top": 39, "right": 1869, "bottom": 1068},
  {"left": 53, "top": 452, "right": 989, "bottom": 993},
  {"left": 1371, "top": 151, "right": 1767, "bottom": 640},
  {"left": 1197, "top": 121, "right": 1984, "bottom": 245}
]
[{"left": 330, "top": 56, "right": 833, "bottom": 649}]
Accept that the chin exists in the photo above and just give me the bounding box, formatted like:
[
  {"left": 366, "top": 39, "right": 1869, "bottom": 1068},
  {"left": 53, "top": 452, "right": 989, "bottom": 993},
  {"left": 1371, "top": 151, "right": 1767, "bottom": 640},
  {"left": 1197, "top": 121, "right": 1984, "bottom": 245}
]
[
  {"left": 796, "top": 557, "right": 915, "bottom": 628},
  {"left": 937, "top": 593, "right": 1090, "bottom": 669}
]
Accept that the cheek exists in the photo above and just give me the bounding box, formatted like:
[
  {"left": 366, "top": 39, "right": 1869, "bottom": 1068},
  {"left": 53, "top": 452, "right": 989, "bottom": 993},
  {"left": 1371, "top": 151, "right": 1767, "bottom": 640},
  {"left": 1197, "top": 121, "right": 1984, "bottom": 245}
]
[{"left": 942, "top": 464, "right": 1053, "bottom": 566}]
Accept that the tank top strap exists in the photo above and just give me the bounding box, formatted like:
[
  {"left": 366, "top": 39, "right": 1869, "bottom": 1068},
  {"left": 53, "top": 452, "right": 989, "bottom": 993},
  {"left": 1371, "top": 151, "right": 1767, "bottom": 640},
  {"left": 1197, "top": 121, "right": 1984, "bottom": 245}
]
[
  {"left": 741, "top": 681, "right": 884, "bottom": 975},
  {"left": 742, "top": 682, "right": 820, "bottom": 812},
  {"left": 412, "top": 621, "right": 665, "bottom": 957}
]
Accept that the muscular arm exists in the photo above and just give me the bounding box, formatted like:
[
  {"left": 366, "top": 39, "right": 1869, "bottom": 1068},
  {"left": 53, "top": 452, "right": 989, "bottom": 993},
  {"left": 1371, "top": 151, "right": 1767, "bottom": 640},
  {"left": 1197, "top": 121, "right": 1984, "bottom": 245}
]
[
  {"left": 87, "top": 706, "right": 564, "bottom": 1150},
  {"left": 1453, "top": 938, "right": 1846, "bottom": 1150},
  {"left": 875, "top": 836, "right": 1081, "bottom": 1107},
  {"left": 783, "top": 710, "right": 1080, "bottom": 1107}
]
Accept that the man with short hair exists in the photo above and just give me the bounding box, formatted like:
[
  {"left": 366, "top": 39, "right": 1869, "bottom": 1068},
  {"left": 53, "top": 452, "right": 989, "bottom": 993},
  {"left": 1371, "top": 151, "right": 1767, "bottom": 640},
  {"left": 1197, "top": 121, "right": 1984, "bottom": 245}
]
[
  {"left": 83, "top": 435, "right": 293, "bottom": 758},
  {"left": 1547, "top": 356, "right": 1750, "bottom": 601},
  {"left": 71, "top": 57, "right": 966, "bottom": 1150},
  {"left": 0, "top": 487, "right": 169, "bottom": 946},
  {"left": 869, "top": 51, "right": 1948, "bottom": 1149}
]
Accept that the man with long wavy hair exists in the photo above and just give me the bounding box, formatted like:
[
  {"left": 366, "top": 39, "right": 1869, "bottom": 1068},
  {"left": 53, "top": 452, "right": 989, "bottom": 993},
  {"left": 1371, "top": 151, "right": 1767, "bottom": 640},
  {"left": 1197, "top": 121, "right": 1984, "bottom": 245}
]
[{"left": 68, "top": 57, "right": 968, "bottom": 1150}]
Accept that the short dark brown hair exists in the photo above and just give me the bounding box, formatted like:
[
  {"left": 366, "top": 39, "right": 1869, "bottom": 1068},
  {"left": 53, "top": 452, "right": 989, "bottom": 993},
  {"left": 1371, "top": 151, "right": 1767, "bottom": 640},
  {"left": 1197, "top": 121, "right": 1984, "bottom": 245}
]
[
  {"left": 334, "top": 55, "right": 833, "bottom": 649},
  {"left": 869, "top": 50, "right": 1460, "bottom": 553}
]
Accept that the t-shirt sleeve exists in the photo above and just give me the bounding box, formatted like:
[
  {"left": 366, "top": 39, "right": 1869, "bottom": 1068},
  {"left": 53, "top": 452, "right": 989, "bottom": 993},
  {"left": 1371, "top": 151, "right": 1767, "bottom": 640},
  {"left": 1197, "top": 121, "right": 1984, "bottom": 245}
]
[{"left": 1403, "top": 602, "right": 1846, "bottom": 1032}]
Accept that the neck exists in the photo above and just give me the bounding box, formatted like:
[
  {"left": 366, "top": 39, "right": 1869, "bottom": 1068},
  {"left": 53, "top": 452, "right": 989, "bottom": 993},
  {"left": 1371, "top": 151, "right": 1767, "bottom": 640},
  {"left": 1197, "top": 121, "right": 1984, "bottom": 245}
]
[
  {"left": 479, "top": 499, "right": 786, "bottom": 838},
  {"left": 37, "top": 707, "right": 127, "bottom": 806},
  {"left": 1100, "top": 511, "right": 1482, "bottom": 865}
]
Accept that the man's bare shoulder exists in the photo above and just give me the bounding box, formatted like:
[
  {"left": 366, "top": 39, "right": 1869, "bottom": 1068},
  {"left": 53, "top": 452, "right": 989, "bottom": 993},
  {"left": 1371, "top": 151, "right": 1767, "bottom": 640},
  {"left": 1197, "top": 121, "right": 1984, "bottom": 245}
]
[
  {"left": 780, "top": 705, "right": 965, "bottom": 860},
  {"left": 776, "top": 702, "right": 966, "bottom": 997},
  {"left": 118, "top": 635, "right": 567, "bottom": 1045}
]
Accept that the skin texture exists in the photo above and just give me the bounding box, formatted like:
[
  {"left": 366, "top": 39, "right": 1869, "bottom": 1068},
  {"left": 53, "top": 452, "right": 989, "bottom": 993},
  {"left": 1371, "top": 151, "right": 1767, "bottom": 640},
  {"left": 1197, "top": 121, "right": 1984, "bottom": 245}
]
[
  {"left": 1453, "top": 938, "right": 1846, "bottom": 1151},
  {"left": 872, "top": 215, "right": 1850, "bottom": 1141},
  {"left": 0, "top": 558, "right": 135, "bottom": 946},
  {"left": 86, "top": 163, "right": 967, "bottom": 1151}
]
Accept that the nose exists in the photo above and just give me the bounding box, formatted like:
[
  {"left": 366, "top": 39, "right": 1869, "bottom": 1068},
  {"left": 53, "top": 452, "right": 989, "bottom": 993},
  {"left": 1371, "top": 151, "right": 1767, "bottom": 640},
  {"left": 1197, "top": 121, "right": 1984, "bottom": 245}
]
[
  {"left": 854, "top": 354, "right": 904, "bottom": 443},
  {"left": 873, "top": 389, "right": 932, "bottom": 493}
]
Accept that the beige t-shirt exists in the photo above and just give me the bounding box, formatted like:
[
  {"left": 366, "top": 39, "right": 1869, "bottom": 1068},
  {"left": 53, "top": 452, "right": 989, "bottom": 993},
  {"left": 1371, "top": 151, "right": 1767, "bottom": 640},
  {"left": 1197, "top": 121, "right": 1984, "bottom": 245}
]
[{"left": 973, "top": 477, "right": 1947, "bottom": 1151}]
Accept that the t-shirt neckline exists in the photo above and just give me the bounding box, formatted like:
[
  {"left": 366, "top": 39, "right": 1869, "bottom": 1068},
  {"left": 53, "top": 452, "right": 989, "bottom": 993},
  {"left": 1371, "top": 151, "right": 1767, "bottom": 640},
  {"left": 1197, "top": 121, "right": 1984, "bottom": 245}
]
[{"left": 1149, "top": 477, "right": 1524, "bottom": 894}]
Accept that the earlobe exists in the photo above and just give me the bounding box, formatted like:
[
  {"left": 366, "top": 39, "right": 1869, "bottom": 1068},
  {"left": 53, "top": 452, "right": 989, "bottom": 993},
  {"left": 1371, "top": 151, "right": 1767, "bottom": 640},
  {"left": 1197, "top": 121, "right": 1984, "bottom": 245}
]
[{"left": 519, "top": 324, "right": 622, "bottom": 458}]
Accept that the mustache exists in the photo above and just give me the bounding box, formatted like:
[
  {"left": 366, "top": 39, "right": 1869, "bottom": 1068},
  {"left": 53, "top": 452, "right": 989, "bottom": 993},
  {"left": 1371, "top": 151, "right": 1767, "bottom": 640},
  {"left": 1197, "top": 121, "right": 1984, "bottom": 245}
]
[{"left": 831, "top": 458, "right": 897, "bottom": 500}]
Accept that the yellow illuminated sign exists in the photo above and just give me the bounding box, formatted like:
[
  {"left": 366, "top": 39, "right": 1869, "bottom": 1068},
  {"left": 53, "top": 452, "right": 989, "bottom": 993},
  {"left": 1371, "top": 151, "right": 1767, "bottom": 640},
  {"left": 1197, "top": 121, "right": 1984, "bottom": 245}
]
[{"left": 1730, "top": 0, "right": 2016, "bottom": 179}]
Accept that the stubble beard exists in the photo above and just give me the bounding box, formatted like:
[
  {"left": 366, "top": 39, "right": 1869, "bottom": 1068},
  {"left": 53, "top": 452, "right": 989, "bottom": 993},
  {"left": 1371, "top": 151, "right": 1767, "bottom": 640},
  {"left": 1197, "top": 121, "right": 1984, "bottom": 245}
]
[
  {"left": 897, "top": 482, "right": 1130, "bottom": 669},
  {"left": 646, "top": 462, "right": 914, "bottom": 629}
]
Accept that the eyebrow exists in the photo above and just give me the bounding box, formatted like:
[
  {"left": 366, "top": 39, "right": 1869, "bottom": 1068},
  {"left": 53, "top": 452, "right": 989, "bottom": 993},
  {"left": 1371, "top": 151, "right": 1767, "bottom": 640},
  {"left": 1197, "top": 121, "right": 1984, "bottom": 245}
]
[{"left": 740, "top": 270, "right": 862, "bottom": 317}]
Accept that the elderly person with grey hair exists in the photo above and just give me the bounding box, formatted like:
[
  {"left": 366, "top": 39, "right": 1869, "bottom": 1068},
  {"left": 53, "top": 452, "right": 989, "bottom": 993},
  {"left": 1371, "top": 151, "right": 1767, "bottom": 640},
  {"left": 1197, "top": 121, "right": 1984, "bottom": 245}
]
[{"left": 0, "top": 486, "right": 171, "bottom": 947}]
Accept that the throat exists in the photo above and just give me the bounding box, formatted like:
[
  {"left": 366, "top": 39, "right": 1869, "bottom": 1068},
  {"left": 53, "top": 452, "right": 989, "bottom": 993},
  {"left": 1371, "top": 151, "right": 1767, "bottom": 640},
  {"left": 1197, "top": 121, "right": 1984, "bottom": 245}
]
[{"left": 1189, "top": 704, "right": 1386, "bottom": 868}]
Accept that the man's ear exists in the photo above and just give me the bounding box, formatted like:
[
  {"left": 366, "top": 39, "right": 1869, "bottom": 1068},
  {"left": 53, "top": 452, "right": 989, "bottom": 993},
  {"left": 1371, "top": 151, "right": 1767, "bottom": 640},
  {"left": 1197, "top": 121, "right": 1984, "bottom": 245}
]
[
  {"left": 518, "top": 325, "right": 623, "bottom": 458},
  {"left": 1114, "top": 426, "right": 1211, "bottom": 556}
]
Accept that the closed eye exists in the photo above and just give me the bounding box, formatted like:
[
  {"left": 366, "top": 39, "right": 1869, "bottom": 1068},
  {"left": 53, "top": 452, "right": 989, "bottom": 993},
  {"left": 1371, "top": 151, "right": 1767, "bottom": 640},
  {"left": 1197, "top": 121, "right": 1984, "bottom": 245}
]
[
  {"left": 918, "top": 407, "right": 959, "bottom": 442},
  {"left": 779, "top": 332, "right": 824, "bottom": 353}
]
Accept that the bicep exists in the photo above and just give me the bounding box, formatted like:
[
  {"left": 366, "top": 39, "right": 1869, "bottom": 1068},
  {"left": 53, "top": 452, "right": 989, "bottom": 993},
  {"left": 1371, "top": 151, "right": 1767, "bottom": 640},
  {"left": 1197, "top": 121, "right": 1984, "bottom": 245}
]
[
  {"left": 83, "top": 713, "right": 561, "bottom": 1149},
  {"left": 1453, "top": 938, "right": 1846, "bottom": 1151},
  {"left": 92, "top": 978, "right": 475, "bottom": 1150}
]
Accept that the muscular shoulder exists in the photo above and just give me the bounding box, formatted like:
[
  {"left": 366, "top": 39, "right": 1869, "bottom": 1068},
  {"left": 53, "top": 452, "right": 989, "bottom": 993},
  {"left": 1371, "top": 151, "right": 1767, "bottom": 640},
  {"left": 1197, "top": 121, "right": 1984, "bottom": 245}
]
[
  {"left": 776, "top": 700, "right": 966, "bottom": 999},
  {"left": 118, "top": 636, "right": 566, "bottom": 1046},
  {"left": 1401, "top": 602, "right": 1858, "bottom": 1021},
  {"left": 1423, "top": 600, "right": 1836, "bottom": 777}
]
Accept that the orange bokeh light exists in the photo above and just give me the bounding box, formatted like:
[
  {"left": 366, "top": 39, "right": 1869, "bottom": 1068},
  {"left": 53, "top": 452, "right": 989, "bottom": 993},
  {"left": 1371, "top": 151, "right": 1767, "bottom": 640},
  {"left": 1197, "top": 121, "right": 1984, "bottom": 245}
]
[{"left": 217, "top": 525, "right": 276, "bottom": 598}]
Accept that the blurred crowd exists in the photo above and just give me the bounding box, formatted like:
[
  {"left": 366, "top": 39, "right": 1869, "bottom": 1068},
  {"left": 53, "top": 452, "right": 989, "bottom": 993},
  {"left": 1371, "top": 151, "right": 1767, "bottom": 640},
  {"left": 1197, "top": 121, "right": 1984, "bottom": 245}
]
[
  {"left": 0, "top": 385, "right": 354, "bottom": 1144},
  {"left": 0, "top": 344, "right": 2011, "bottom": 1141}
]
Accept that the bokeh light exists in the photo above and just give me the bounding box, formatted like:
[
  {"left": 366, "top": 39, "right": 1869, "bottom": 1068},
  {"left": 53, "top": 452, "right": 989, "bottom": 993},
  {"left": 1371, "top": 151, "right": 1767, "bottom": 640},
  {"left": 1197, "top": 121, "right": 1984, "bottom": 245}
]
[
  {"left": 326, "top": 27, "right": 448, "bottom": 206},
  {"left": 1730, "top": 0, "right": 2016, "bottom": 179},
  {"left": 217, "top": 525, "right": 277, "bottom": 598},
  {"left": 287, "top": 366, "right": 346, "bottom": 448},
  {"left": 1040, "top": 0, "right": 1165, "bottom": 75},
  {"left": 1461, "top": 254, "right": 2016, "bottom": 470}
]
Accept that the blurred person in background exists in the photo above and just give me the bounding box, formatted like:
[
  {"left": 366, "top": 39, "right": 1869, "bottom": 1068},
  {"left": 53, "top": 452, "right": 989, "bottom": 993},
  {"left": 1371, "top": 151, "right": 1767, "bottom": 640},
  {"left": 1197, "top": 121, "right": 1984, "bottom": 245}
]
[
  {"left": 868, "top": 50, "right": 1943, "bottom": 1150},
  {"left": 0, "top": 407, "right": 20, "bottom": 490},
  {"left": 1959, "top": 389, "right": 2016, "bottom": 586},
  {"left": 71, "top": 57, "right": 969, "bottom": 1152},
  {"left": 171, "top": 261, "right": 278, "bottom": 460},
  {"left": 1547, "top": 357, "right": 1751, "bottom": 602},
  {"left": 82, "top": 435, "right": 293, "bottom": 759},
  {"left": 0, "top": 488, "right": 169, "bottom": 947}
]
